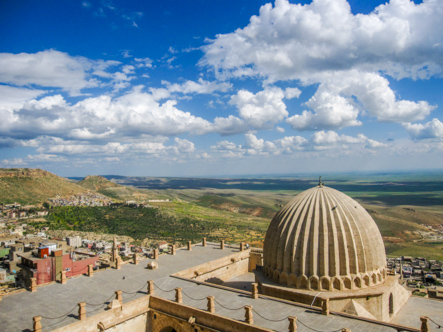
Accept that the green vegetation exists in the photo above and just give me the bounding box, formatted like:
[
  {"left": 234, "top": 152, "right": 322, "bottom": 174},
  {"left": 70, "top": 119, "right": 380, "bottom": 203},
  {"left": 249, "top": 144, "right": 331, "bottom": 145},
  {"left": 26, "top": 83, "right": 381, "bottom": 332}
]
[{"left": 30, "top": 205, "right": 265, "bottom": 245}]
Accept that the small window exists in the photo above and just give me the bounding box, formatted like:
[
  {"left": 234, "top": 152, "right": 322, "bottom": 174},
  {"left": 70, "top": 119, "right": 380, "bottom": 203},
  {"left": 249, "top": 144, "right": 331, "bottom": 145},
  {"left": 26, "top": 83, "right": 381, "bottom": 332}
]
[{"left": 65, "top": 268, "right": 71, "bottom": 272}]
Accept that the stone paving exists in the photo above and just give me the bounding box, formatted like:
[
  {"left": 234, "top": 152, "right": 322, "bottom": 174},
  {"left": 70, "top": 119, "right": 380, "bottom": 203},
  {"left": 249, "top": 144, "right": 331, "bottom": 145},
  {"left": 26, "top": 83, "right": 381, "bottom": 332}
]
[
  {"left": 0, "top": 243, "right": 437, "bottom": 332},
  {"left": 391, "top": 296, "right": 443, "bottom": 331}
]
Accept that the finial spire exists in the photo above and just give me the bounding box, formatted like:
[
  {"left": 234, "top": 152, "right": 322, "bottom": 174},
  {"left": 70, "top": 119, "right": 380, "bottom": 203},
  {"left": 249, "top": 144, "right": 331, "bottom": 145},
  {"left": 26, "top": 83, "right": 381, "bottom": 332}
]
[{"left": 318, "top": 176, "right": 324, "bottom": 187}]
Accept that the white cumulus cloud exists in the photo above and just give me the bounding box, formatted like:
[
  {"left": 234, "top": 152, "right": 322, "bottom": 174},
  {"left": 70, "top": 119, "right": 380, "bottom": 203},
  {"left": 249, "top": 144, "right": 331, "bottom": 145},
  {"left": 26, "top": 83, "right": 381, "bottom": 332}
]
[
  {"left": 229, "top": 87, "right": 288, "bottom": 129},
  {"left": 0, "top": 50, "right": 120, "bottom": 96},
  {"left": 403, "top": 118, "right": 443, "bottom": 140}
]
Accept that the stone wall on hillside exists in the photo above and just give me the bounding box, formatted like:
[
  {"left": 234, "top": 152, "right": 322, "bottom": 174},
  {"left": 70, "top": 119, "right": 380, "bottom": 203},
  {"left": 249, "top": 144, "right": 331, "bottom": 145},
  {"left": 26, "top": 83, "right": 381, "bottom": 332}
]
[{"left": 0, "top": 169, "right": 54, "bottom": 178}]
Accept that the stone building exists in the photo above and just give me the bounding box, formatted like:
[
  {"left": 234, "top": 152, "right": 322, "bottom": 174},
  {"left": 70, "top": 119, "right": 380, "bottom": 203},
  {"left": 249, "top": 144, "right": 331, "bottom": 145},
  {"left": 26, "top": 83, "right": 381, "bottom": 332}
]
[
  {"left": 66, "top": 236, "right": 82, "bottom": 248},
  {"left": 260, "top": 182, "right": 410, "bottom": 321}
]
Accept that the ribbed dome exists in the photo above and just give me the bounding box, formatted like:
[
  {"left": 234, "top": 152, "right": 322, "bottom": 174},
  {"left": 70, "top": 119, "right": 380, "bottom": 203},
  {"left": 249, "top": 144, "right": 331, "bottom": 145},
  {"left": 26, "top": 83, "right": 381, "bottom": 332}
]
[{"left": 263, "top": 184, "right": 387, "bottom": 291}]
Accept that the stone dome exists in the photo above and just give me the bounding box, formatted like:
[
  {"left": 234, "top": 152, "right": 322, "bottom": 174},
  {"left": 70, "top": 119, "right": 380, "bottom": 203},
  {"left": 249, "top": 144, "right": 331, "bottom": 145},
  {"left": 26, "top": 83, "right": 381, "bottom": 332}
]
[{"left": 263, "top": 183, "right": 387, "bottom": 291}]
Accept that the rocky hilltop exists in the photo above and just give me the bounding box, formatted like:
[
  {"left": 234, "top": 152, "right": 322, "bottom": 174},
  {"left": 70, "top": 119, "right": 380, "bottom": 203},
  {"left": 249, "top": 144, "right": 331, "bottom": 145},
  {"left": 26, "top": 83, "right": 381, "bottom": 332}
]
[
  {"left": 0, "top": 168, "right": 87, "bottom": 205},
  {"left": 77, "top": 174, "right": 159, "bottom": 202},
  {"left": 0, "top": 168, "right": 54, "bottom": 178}
]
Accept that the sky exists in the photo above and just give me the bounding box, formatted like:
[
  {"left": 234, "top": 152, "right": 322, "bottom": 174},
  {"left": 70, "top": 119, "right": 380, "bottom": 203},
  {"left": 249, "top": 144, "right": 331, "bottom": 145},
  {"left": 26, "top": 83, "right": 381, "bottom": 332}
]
[{"left": 0, "top": 0, "right": 442, "bottom": 177}]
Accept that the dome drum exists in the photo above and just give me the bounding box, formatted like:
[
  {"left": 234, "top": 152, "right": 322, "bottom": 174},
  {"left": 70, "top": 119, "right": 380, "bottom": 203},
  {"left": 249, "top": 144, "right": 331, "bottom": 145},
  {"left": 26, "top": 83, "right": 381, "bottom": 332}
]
[{"left": 264, "top": 265, "right": 386, "bottom": 291}]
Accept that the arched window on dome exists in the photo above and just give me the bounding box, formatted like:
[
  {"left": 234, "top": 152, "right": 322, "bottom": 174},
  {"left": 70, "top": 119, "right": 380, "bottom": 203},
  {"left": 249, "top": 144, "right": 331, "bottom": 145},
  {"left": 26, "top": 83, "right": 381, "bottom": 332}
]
[
  {"left": 299, "top": 276, "right": 308, "bottom": 289},
  {"left": 321, "top": 278, "right": 330, "bottom": 291},
  {"left": 343, "top": 277, "right": 352, "bottom": 290},
  {"left": 333, "top": 278, "right": 341, "bottom": 290},
  {"left": 363, "top": 275, "right": 370, "bottom": 287},
  {"left": 309, "top": 277, "right": 319, "bottom": 290}
]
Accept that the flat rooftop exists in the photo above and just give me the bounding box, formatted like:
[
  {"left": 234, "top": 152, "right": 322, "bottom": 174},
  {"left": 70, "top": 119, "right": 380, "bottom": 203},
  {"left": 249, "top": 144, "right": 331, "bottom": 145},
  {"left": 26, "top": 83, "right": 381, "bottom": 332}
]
[{"left": 1, "top": 243, "right": 442, "bottom": 332}]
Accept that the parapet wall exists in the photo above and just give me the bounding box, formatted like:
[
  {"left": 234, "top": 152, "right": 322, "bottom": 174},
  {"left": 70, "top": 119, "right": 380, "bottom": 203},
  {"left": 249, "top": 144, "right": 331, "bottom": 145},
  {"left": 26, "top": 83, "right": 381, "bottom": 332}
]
[
  {"left": 149, "top": 296, "right": 271, "bottom": 332},
  {"left": 173, "top": 249, "right": 251, "bottom": 283},
  {"left": 51, "top": 295, "right": 149, "bottom": 332}
]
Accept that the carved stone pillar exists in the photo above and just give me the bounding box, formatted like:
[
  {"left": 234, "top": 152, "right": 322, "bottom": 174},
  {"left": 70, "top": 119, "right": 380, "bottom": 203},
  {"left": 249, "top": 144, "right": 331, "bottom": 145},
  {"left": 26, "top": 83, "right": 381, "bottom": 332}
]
[
  {"left": 288, "top": 316, "right": 297, "bottom": 332},
  {"left": 147, "top": 280, "right": 154, "bottom": 295},
  {"left": 153, "top": 249, "right": 159, "bottom": 260},
  {"left": 88, "top": 264, "right": 94, "bottom": 277},
  {"left": 251, "top": 283, "right": 259, "bottom": 299},
  {"left": 187, "top": 241, "right": 192, "bottom": 251},
  {"left": 78, "top": 302, "right": 86, "bottom": 320},
  {"left": 202, "top": 237, "right": 206, "bottom": 247},
  {"left": 33, "top": 316, "right": 42, "bottom": 332},
  {"left": 175, "top": 287, "right": 182, "bottom": 304},
  {"left": 30, "top": 277, "right": 37, "bottom": 292},
  {"left": 207, "top": 296, "right": 215, "bottom": 313},
  {"left": 245, "top": 305, "right": 253, "bottom": 324},
  {"left": 220, "top": 240, "right": 225, "bottom": 250},
  {"left": 115, "top": 257, "right": 121, "bottom": 270},
  {"left": 420, "top": 316, "right": 430, "bottom": 332},
  {"left": 115, "top": 290, "right": 123, "bottom": 306}
]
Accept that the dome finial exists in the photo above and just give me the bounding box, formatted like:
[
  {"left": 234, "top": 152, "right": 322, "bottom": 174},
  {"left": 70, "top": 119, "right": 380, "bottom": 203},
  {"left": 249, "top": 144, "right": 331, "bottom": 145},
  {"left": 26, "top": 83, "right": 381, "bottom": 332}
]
[{"left": 318, "top": 176, "right": 324, "bottom": 187}]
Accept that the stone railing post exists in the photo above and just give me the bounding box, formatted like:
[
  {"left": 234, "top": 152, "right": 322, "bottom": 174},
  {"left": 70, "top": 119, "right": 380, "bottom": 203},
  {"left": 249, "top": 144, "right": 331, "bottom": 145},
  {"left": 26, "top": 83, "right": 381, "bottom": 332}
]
[
  {"left": 207, "top": 296, "right": 215, "bottom": 313},
  {"left": 116, "top": 257, "right": 121, "bottom": 270},
  {"left": 171, "top": 244, "right": 176, "bottom": 255},
  {"left": 115, "top": 290, "right": 123, "bottom": 306},
  {"left": 30, "top": 277, "right": 37, "bottom": 292},
  {"left": 202, "top": 237, "right": 206, "bottom": 247},
  {"left": 88, "top": 264, "right": 94, "bottom": 277},
  {"left": 78, "top": 302, "right": 86, "bottom": 320},
  {"left": 187, "top": 241, "right": 192, "bottom": 251},
  {"left": 251, "top": 283, "right": 259, "bottom": 299},
  {"left": 220, "top": 240, "right": 225, "bottom": 250},
  {"left": 288, "top": 316, "right": 297, "bottom": 332},
  {"left": 133, "top": 254, "right": 139, "bottom": 265},
  {"left": 153, "top": 249, "right": 159, "bottom": 260},
  {"left": 420, "top": 316, "right": 429, "bottom": 332},
  {"left": 61, "top": 270, "right": 67, "bottom": 284},
  {"left": 147, "top": 280, "right": 154, "bottom": 295},
  {"left": 175, "top": 287, "right": 183, "bottom": 304},
  {"left": 322, "top": 298, "right": 329, "bottom": 315},
  {"left": 245, "top": 305, "right": 253, "bottom": 324},
  {"left": 240, "top": 242, "right": 245, "bottom": 251},
  {"left": 33, "top": 316, "right": 42, "bottom": 332}
]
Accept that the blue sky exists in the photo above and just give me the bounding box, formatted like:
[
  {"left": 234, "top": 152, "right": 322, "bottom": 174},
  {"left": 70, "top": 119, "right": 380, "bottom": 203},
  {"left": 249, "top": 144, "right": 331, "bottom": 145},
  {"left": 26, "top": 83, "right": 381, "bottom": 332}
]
[{"left": 0, "top": 0, "right": 442, "bottom": 177}]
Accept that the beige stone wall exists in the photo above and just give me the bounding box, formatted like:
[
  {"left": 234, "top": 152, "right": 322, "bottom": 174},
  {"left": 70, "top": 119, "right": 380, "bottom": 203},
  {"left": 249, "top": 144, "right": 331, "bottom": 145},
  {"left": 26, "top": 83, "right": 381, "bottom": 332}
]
[
  {"left": 174, "top": 250, "right": 250, "bottom": 282},
  {"left": 257, "top": 272, "right": 410, "bottom": 322},
  {"left": 149, "top": 296, "right": 271, "bottom": 332},
  {"left": 51, "top": 295, "right": 150, "bottom": 332},
  {"left": 194, "top": 258, "right": 249, "bottom": 283},
  {"left": 249, "top": 252, "right": 263, "bottom": 272}
]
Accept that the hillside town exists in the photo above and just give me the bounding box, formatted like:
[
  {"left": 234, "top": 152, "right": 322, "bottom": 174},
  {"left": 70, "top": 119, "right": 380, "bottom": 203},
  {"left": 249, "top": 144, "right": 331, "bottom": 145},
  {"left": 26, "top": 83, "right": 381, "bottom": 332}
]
[{"left": 0, "top": 229, "right": 174, "bottom": 296}]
